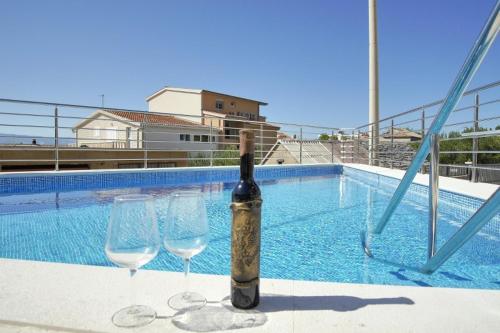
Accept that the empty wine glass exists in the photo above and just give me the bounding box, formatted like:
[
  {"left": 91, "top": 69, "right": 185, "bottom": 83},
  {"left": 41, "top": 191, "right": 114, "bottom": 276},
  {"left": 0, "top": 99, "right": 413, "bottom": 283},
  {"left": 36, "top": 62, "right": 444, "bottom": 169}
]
[
  {"left": 105, "top": 194, "right": 160, "bottom": 327},
  {"left": 163, "top": 191, "right": 209, "bottom": 311}
]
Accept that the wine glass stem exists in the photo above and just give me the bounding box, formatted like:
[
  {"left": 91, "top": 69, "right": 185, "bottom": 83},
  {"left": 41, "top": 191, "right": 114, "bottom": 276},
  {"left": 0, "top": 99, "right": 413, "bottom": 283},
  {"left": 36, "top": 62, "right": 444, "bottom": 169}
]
[
  {"left": 183, "top": 258, "right": 190, "bottom": 296},
  {"left": 129, "top": 268, "right": 137, "bottom": 306}
]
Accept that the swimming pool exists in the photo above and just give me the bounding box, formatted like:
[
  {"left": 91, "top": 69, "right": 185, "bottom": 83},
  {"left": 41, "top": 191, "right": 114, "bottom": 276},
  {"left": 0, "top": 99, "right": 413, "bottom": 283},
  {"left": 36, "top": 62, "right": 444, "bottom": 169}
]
[{"left": 0, "top": 165, "right": 498, "bottom": 290}]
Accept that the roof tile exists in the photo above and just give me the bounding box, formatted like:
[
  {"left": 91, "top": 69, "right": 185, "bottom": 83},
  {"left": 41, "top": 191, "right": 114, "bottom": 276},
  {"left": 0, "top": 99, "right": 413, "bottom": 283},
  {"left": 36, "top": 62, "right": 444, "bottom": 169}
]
[{"left": 106, "top": 110, "right": 203, "bottom": 127}]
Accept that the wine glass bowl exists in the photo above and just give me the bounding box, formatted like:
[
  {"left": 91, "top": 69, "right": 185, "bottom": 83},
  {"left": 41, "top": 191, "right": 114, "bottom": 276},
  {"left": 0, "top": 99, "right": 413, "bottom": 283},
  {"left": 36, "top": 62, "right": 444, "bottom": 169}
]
[
  {"left": 163, "top": 191, "right": 209, "bottom": 311},
  {"left": 105, "top": 194, "right": 160, "bottom": 328}
]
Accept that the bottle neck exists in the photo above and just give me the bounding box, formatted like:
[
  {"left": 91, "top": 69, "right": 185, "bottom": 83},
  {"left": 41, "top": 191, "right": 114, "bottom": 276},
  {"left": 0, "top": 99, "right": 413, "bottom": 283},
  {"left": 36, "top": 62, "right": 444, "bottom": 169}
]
[{"left": 240, "top": 153, "right": 254, "bottom": 180}]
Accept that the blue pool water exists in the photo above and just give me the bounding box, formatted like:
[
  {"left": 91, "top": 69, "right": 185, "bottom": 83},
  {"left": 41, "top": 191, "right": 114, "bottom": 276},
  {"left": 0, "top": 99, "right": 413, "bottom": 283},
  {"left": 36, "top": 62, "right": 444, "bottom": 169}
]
[{"left": 0, "top": 167, "right": 498, "bottom": 289}]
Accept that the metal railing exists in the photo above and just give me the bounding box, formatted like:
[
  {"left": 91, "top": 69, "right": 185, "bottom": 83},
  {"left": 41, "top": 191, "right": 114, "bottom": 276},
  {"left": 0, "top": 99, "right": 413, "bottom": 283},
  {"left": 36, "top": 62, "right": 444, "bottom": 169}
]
[
  {"left": 362, "top": 0, "right": 499, "bottom": 274},
  {"left": 347, "top": 79, "right": 500, "bottom": 184},
  {"left": 0, "top": 77, "right": 498, "bottom": 175},
  {"left": 0, "top": 98, "right": 347, "bottom": 171}
]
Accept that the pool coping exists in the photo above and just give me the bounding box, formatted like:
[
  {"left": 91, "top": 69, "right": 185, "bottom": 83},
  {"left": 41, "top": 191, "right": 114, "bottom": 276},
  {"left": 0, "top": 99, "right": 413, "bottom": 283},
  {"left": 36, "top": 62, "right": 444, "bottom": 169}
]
[
  {"left": 1, "top": 162, "right": 497, "bottom": 201},
  {"left": 343, "top": 163, "right": 498, "bottom": 200},
  {"left": 0, "top": 163, "right": 335, "bottom": 178},
  {"left": 1, "top": 258, "right": 498, "bottom": 333}
]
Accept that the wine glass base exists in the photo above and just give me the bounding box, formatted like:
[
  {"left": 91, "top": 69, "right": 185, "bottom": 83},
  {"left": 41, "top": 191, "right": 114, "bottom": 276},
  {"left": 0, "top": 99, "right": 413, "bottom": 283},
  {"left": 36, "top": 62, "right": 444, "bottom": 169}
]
[
  {"left": 111, "top": 305, "right": 157, "bottom": 328},
  {"left": 168, "top": 291, "right": 207, "bottom": 311}
]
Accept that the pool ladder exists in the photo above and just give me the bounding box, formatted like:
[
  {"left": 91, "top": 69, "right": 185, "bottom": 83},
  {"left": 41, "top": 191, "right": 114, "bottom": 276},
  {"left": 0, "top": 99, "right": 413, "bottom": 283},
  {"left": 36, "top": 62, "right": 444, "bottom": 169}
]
[{"left": 363, "top": 1, "right": 500, "bottom": 274}]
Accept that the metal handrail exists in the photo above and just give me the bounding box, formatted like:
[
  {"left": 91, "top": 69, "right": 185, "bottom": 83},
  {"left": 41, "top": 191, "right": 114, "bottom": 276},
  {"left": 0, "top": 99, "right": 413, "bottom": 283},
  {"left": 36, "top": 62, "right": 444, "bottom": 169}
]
[
  {"left": 0, "top": 97, "right": 340, "bottom": 132},
  {"left": 373, "top": 1, "right": 499, "bottom": 234},
  {"left": 421, "top": 188, "right": 500, "bottom": 274},
  {"left": 355, "top": 80, "right": 500, "bottom": 130}
]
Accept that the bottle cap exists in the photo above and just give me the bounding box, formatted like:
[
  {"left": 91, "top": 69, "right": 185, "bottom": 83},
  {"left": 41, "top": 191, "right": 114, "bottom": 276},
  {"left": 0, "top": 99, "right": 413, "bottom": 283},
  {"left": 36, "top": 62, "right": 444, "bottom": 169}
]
[{"left": 239, "top": 129, "right": 255, "bottom": 156}]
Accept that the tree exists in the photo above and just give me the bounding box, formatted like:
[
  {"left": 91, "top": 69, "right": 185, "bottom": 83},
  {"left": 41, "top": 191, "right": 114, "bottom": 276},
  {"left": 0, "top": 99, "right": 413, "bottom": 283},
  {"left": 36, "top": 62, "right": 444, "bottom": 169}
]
[
  {"left": 318, "top": 133, "right": 330, "bottom": 141},
  {"left": 409, "top": 125, "right": 500, "bottom": 165},
  {"left": 439, "top": 126, "right": 500, "bottom": 165}
]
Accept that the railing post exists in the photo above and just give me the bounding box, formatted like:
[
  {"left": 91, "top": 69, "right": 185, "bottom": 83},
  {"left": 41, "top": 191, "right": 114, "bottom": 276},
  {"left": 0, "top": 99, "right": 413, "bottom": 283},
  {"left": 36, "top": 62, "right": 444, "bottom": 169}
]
[
  {"left": 390, "top": 119, "right": 394, "bottom": 169},
  {"left": 299, "top": 127, "right": 303, "bottom": 164},
  {"left": 143, "top": 114, "right": 148, "bottom": 169},
  {"left": 357, "top": 130, "right": 360, "bottom": 154},
  {"left": 471, "top": 94, "right": 479, "bottom": 182},
  {"left": 351, "top": 130, "right": 355, "bottom": 162},
  {"left": 420, "top": 109, "right": 425, "bottom": 173},
  {"left": 341, "top": 139, "right": 344, "bottom": 162},
  {"left": 331, "top": 130, "right": 334, "bottom": 163},
  {"left": 209, "top": 122, "right": 213, "bottom": 167},
  {"left": 421, "top": 109, "right": 425, "bottom": 139},
  {"left": 428, "top": 133, "right": 439, "bottom": 259},
  {"left": 260, "top": 124, "right": 264, "bottom": 164},
  {"left": 369, "top": 126, "right": 374, "bottom": 165},
  {"left": 54, "top": 106, "right": 59, "bottom": 171}
]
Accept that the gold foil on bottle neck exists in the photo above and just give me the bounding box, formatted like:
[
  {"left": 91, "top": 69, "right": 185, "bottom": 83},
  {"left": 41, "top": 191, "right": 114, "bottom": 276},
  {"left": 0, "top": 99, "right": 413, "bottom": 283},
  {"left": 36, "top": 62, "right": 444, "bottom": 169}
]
[{"left": 239, "top": 129, "right": 255, "bottom": 156}]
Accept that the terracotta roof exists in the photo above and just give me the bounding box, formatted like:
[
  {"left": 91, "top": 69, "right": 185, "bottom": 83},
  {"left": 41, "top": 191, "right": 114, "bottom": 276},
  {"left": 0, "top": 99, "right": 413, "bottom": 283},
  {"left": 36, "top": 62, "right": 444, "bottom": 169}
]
[{"left": 105, "top": 110, "right": 204, "bottom": 127}]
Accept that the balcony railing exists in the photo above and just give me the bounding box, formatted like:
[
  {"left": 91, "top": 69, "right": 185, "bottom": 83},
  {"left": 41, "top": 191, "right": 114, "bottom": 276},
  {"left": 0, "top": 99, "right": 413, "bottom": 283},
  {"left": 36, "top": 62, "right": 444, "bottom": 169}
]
[
  {"left": 342, "top": 80, "right": 500, "bottom": 184},
  {"left": 0, "top": 80, "right": 498, "bottom": 184},
  {"left": 0, "top": 98, "right": 342, "bottom": 171}
]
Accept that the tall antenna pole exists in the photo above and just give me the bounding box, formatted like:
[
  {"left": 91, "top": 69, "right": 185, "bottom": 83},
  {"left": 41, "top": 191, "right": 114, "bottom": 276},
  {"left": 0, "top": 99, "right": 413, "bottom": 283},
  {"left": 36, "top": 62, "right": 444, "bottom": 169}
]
[
  {"left": 100, "top": 94, "right": 105, "bottom": 108},
  {"left": 368, "top": 0, "right": 380, "bottom": 166}
]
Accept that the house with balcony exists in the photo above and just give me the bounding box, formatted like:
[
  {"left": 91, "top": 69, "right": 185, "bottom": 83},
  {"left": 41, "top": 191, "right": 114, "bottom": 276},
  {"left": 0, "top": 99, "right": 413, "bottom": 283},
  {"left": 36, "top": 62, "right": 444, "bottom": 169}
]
[
  {"left": 72, "top": 109, "right": 215, "bottom": 168},
  {"left": 73, "top": 109, "right": 215, "bottom": 150},
  {"left": 146, "top": 87, "right": 280, "bottom": 151}
]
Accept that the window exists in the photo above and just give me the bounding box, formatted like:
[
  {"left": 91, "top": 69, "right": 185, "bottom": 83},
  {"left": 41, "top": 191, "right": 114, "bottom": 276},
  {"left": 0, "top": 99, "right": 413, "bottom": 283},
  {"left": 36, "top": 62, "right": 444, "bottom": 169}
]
[
  {"left": 201, "top": 135, "right": 209, "bottom": 142},
  {"left": 194, "top": 135, "right": 201, "bottom": 142},
  {"left": 185, "top": 134, "right": 191, "bottom": 141},
  {"left": 180, "top": 134, "right": 185, "bottom": 141},
  {"left": 215, "top": 100, "right": 224, "bottom": 110},
  {"left": 225, "top": 129, "right": 239, "bottom": 139},
  {"left": 212, "top": 136, "right": 216, "bottom": 142}
]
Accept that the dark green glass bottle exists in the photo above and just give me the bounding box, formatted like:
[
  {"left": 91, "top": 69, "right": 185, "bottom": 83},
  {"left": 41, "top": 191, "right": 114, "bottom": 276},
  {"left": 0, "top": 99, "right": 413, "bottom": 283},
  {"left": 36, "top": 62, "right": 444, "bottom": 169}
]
[{"left": 230, "top": 129, "right": 262, "bottom": 309}]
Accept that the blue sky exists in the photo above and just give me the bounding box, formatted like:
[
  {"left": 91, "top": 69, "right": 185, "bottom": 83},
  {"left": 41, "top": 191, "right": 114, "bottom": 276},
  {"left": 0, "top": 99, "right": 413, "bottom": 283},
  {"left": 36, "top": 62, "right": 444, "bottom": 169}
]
[{"left": 0, "top": 0, "right": 498, "bottom": 129}]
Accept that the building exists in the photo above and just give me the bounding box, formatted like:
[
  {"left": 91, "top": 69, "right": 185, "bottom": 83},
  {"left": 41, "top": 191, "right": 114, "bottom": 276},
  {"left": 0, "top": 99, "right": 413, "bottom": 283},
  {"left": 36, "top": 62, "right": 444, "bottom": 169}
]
[
  {"left": 73, "top": 109, "right": 216, "bottom": 151},
  {"left": 146, "top": 87, "right": 280, "bottom": 150}
]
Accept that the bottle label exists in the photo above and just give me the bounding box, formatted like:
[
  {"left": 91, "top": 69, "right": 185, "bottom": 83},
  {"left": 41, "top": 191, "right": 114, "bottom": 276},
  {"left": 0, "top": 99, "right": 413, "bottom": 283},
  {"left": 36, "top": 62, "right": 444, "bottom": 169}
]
[{"left": 230, "top": 198, "right": 262, "bottom": 283}]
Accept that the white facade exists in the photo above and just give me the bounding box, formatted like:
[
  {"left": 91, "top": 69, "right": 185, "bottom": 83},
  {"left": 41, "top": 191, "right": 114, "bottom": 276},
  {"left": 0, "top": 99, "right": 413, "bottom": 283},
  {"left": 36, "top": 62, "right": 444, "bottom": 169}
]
[
  {"left": 73, "top": 110, "right": 216, "bottom": 153},
  {"left": 144, "top": 125, "right": 216, "bottom": 152},
  {"left": 74, "top": 113, "right": 141, "bottom": 148}
]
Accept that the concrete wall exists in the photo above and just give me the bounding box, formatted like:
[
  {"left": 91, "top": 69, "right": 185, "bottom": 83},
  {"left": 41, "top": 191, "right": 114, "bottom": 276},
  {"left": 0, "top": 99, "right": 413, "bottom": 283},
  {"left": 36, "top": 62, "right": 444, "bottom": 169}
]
[
  {"left": 0, "top": 147, "right": 188, "bottom": 171},
  {"left": 148, "top": 90, "right": 202, "bottom": 124}
]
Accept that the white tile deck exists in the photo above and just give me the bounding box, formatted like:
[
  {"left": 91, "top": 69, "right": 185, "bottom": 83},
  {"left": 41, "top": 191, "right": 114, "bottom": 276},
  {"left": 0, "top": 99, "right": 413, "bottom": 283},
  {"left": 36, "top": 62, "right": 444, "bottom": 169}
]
[
  {"left": 344, "top": 163, "right": 499, "bottom": 200},
  {"left": 0, "top": 259, "right": 499, "bottom": 333}
]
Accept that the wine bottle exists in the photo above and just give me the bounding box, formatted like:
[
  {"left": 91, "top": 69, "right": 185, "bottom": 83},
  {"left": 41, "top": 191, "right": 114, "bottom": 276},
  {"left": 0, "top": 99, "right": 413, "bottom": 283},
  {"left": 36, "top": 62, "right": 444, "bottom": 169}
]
[{"left": 230, "top": 129, "right": 262, "bottom": 309}]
